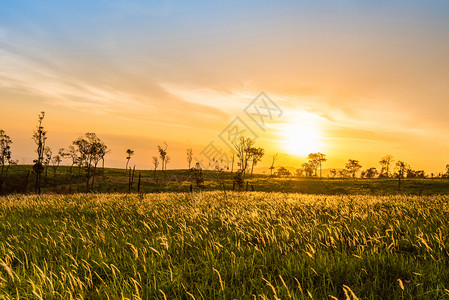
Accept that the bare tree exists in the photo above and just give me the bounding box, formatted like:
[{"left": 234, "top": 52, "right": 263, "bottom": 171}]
[
  {"left": 231, "top": 136, "right": 255, "bottom": 178},
  {"left": 345, "top": 159, "right": 362, "bottom": 178},
  {"left": 125, "top": 149, "right": 134, "bottom": 170},
  {"left": 32, "top": 112, "right": 47, "bottom": 194},
  {"left": 186, "top": 148, "right": 193, "bottom": 169},
  {"left": 152, "top": 156, "right": 159, "bottom": 180},
  {"left": 269, "top": 153, "right": 278, "bottom": 176},
  {"left": 158, "top": 142, "right": 168, "bottom": 170},
  {"left": 379, "top": 155, "right": 394, "bottom": 177},
  {"left": 329, "top": 169, "right": 337, "bottom": 178},
  {"left": 165, "top": 155, "right": 171, "bottom": 170}
]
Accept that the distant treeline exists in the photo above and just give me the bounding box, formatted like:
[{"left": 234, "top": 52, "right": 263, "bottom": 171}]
[{"left": 1, "top": 112, "right": 449, "bottom": 195}]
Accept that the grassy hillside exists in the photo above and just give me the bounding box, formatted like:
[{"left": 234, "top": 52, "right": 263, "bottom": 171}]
[
  {"left": 1, "top": 164, "right": 449, "bottom": 196},
  {"left": 1, "top": 192, "right": 448, "bottom": 298}
]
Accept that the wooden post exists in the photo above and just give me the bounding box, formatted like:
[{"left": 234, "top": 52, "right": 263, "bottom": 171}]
[{"left": 137, "top": 172, "right": 141, "bottom": 193}]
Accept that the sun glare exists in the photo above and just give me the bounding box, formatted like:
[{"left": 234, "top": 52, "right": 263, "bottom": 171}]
[{"left": 282, "top": 113, "right": 323, "bottom": 156}]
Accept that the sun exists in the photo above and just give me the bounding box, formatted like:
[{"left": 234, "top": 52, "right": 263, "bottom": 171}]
[{"left": 281, "top": 115, "right": 323, "bottom": 156}]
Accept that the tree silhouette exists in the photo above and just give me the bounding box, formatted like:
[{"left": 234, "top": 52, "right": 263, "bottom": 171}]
[
  {"left": 379, "top": 155, "right": 394, "bottom": 177},
  {"left": 345, "top": 159, "right": 362, "bottom": 178},
  {"left": 191, "top": 162, "right": 204, "bottom": 189},
  {"left": 269, "top": 153, "right": 278, "bottom": 176},
  {"left": 0, "top": 129, "right": 14, "bottom": 193},
  {"left": 165, "top": 155, "right": 171, "bottom": 170},
  {"left": 152, "top": 156, "right": 159, "bottom": 180},
  {"left": 361, "top": 167, "right": 378, "bottom": 179},
  {"left": 158, "top": 142, "right": 168, "bottom": 171},
  {"left": 43, "top": 146, "right": 52, "bottom": 184},
  {"left": 73, "top": 133, "right": 107, "bottom": 191},
  {"left": 395, "top": 160, "right": 408, "bottom": 192},
  {"left": 276, "top": 167, "right": 291, "bottom": 177},
  {"left": 307, "top": 152, "right": 327, "bottom": 177},
  {"left": 186, "top": 148, "right": 193, "bottom": 169},
  {"left": 50, "top": 155, "right": 61, "bottom": 187},
  {"left": 60, "top": 145, "right": 79, "bottom": 175},
  {"left": 329, "top": 169, "right": 337, "bottom": 178},
  {"left": 32, "top": 112, "right": 47, "bottom": 194},
  {"left": 301, "top": 162, "right": 314, "bottom": 177},
  {"left": 125, "top": 149, "right": 134, "bottom": 170},
  {"left": 231, "top": 136, "right": 255, "bottom": 178},
  {"left": 248, "top": 147, "right": 264, "bottom": 178}
]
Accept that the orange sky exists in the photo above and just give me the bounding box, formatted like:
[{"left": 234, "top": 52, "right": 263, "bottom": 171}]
[{"left": 1, "top": 1, "right": 449, "bottom": 174}]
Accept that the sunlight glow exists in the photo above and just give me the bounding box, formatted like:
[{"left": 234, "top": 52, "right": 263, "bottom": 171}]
[{"left": 282, "top": 112, "right": 323, "bottom": 156}]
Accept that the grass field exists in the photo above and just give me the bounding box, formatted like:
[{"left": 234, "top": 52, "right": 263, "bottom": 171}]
[{"left": 1, "top": 192, "right": 449, "bottom": 299}]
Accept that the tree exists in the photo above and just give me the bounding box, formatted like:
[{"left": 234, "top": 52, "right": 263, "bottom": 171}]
[
  {"left": 60, "top": 145, "right": 80, "bottom": 175},
  {"left": 165, "top": 156, "right": 171, "bottom": 169},
  {"left": 152, "top": 156, "right": 159, "bottom": 180},
  {"left": 301, "top": 162, "right": 314, "bottom": 177},
  {"left": 50, "top": 155, "right": 61, "bottom": 187},
  {"left": 99, "top": 144, "right": 109, "bottom": 171},
  {"left": 361, "top": 167, "right": 378, "bottom": 179},
  {"left": 379, "top": 155, "right": 394, "bottom": 177},
  {"left": 158, "top": 142, "right": 168, "bottom": 170},
  {"left": 329, "top": 169, "right": 337, "bottom": 178},
  {"left": 345, "top": 159, "right": 362, "bottom": 178},
  {"left": 186, "top": 148, "right": 193, "bottom": 169},
  {"left": 338, "top": 169, "right": 349, "bottom": 178},
  {"left": 32, "top": 111, "right": 47, "bottom": 194},
  {"left": 306, "top": 153, "right": 319, "bottom": 176},
  {"left": 407, "top": 168, "right": 425, "bottom": 179},
  {"left": 444, "top": 164, "right": 449, "bottom": 178},
  {"left": 72, "top": 133, "right": 107, "bottom": 191},
  {"left": 248, "top": 147, "right": 264, "bottom": 178},
  {"left": 43, "top": 146, "right": 52, "bottom": 184},
  {"left": 231, "top": 136, "right": 255, "bottom": 178},
  {"left": 395, "top": 160, "right": 408, "bottom": 192},
  {"left": 395, "top": 161, "right": 408, "bottom": 178},
  {"left": 276, "top": 167, "right": 291, "bottom": 177},
  {"left": 269, "top": 153, "right": 278, "bottom": 176},
  {"left": 190, "top": 162, "right": 204, "bottom": 189},
  {"left": 125, "top": 149, "right": 134, "bottom": 170},
  {"left": 0, "top": 130, "right": 15, "bottom": 193},
  {"left": 307, "top": 152, "right": 327, "bottom": 178}
]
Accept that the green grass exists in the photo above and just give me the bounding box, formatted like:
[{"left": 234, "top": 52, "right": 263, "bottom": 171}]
[
  {"left": 2, "top": 165, "right": 449, "bottom": 196},
  {"left": 1, "top": 192, "right": 449, "bottom": 299}
]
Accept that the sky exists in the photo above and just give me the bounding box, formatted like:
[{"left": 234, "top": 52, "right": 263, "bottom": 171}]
[{"left": 1, "top": 0, "right": 449, "bottom": 173}]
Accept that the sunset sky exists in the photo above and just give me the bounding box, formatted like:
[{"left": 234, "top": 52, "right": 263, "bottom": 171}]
[{"left": 1, "top": 0, "right": 449, "bottom": 173}]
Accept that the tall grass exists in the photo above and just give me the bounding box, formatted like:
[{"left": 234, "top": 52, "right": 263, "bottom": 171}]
[{"left": 1, "top": 192, "right": 449, "bottom": 299}]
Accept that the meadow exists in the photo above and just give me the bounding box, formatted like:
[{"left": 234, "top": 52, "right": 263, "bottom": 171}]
[
  {"left": 2, "top": 165, "right": 449, "bottom": 196},
  {"left": 1, "top": 192, "right": 449, "bottom": 299}
]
